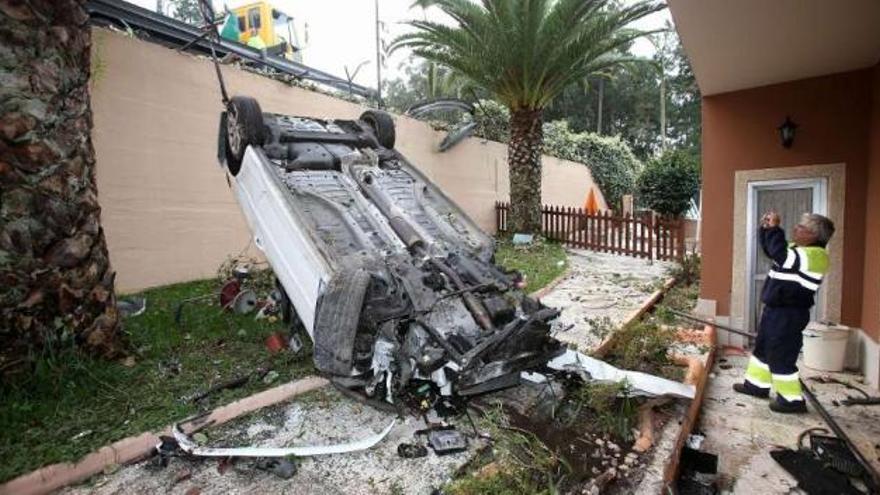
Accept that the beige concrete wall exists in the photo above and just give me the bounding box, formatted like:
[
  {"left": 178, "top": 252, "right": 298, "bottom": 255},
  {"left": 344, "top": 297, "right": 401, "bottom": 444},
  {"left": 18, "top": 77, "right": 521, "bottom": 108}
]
[{"left": 90, "top": 29, "right": 606, "bottom": 292}]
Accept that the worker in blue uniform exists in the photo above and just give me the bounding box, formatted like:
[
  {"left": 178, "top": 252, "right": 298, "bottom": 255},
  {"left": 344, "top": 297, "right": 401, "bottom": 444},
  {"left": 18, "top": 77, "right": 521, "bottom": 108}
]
[{"left": 733, "top": 211, "right": 835, "bottom": 414}]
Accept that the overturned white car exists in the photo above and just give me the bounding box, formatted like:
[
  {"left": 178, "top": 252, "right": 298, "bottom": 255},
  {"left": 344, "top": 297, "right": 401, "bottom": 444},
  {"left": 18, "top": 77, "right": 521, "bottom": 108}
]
[
  {"left": 218, "top": 96, "right": 563, "bottom": 404},
  {"left": 217, "top": 96, "right": 694, "bottom": 408}
]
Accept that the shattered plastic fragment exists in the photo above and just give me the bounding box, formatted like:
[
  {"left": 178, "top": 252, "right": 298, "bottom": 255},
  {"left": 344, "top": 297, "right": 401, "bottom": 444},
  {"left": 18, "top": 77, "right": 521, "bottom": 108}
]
[
  {"left": 170, "top": 420, "right": 396, "bottom": 458},
  {"left": 547, "top": 349, "right": 696, "bottom": 399}
]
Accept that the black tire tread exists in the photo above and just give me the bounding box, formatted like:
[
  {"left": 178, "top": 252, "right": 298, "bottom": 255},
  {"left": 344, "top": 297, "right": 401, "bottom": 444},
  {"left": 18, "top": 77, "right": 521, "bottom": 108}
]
[
  {"left": 226, "top": 96, "right": 265, "bottom": 174},
  {"left": 360, "top": 110, "right": 396, "bottom": 149}
]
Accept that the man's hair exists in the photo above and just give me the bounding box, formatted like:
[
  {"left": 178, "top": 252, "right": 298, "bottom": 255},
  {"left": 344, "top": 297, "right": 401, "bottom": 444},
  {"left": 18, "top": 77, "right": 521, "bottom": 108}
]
[{"left": 801, "top": 213, "right": 835, "bottom": 247}]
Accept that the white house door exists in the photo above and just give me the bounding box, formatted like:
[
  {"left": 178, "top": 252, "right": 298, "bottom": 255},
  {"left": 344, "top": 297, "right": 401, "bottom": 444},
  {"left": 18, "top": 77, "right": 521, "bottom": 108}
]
[{"left": 747, "top": 178, "right": 827, "bottom": 332}]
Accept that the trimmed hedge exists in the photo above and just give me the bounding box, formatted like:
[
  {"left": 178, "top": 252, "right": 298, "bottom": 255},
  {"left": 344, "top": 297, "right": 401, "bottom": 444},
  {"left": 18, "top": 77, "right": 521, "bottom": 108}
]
[
  {"left": 636, "top": 149, "right": 700, "bottom": 217},
  {"left": 542, "top": 121, "right": 642, "bottom": 212}
]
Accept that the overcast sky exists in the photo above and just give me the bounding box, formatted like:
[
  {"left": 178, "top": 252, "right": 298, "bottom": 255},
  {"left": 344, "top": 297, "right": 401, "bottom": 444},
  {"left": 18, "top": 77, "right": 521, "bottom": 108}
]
[{"left": 126, "top": 0, "right": 671, "bottom": 89}]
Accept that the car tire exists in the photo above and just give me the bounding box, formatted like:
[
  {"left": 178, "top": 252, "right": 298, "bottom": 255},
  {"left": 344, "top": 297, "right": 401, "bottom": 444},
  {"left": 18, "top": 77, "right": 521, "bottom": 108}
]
[
  {"left": 225, "top": 96, "right": 265, "bottom": 175},
  {"left": 313, "top": 269, "right": 371, "bottom": 376},
  {"left": 360, "top": 109, "right": 396, "bottom": 149}
]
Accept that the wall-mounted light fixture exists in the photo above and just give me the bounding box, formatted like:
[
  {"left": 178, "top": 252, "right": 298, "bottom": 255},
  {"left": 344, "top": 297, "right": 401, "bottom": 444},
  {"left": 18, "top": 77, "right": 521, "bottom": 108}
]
[{"left": 778, "top": 116, "right": 798, "bottom": 149}]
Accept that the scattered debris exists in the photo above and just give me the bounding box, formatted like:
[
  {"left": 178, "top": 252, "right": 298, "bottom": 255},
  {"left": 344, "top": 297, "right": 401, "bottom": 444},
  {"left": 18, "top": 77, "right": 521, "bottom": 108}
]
[
  {"left": 799, "top": 428, "right": 866, "bottom": 478},
  {"left": 230, "top": 289, "right": 258, "bottom": 314},
  {"left": 169, "top": 419, "right": 397, "bottom": 458},
  {"left": 117, "top": 296, "right": 147, "bottom": 317},
  {"left": 70, "top": 430, "right": 94, "bottom": 442},
  {"left": 512, "top": 233, "right": 534, "bottom": 245},
  {"left": 186, "top": 368, "right": 270, "bottom": 403},
  {"left": 397, "top": 443, "right": 429, "bottom": 459},
  {"left": 424, "top": 429, "right": 468, "bottom": 456},
  {"left": 544, "top": 349, "right": 696, "bottom": 399},
  {"left": 770, "top": 448, "right": 863, "bottom": 495},
  {"left": 262, "top": 370, "right": 280, "bottom": 385},
  {"left": 255, "top": 458, "right": 297, "bottom": 479},
  {"left": 264, "top": 332, "right": 287, "bottom": 354}
]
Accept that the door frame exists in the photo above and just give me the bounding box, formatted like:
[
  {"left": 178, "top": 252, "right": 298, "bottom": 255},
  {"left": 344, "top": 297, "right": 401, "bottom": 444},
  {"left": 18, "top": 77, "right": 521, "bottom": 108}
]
[
  {"left": 728, "top": 163, "right": 845, "bottom": 342},
  {"left": 745, "top": 178, "right": 828, "bottom": 332}
]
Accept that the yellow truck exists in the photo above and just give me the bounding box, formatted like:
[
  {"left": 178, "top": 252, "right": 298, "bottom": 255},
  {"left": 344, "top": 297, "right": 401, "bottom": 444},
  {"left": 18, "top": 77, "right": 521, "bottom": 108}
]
[{"left": 226, "top": 1, "right": 303, "bottom": 62}]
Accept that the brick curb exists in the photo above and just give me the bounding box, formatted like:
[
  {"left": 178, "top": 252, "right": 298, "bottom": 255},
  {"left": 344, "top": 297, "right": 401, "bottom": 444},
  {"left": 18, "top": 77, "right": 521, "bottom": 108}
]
[{"left": 1, "top": 376, "right": 329, "bottom": 495}]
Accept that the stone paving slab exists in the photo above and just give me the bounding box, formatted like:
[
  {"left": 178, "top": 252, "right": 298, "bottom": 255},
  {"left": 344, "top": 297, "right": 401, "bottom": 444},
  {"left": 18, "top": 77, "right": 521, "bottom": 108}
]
[{"left": 542, "top": 250, "right": 673, "bottom": 352}]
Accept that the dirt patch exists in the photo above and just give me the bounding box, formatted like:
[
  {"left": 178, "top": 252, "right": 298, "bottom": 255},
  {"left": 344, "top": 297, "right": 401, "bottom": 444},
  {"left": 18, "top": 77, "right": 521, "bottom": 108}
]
[{"left": 448, "top": 380, "right": 651, "bottom": 494}]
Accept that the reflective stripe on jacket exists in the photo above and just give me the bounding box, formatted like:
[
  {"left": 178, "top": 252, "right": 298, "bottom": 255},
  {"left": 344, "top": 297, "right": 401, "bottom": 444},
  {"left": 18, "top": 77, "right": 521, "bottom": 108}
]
[{"left": 759, "top": 227, "right": 829, "bottom": 308}]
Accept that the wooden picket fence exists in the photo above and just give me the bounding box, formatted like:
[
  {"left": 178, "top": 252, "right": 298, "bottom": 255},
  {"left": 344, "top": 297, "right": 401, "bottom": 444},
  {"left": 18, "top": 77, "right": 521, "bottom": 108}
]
[{"left": 495, "top": 201, "right": 685, "bottom": 261}]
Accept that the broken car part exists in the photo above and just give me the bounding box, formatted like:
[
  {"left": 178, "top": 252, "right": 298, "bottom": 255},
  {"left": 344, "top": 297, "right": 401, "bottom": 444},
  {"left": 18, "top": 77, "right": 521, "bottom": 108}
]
[
  {"left": 770, "top": 448, "right": 864, "bottom": 495},
  {"left": 405, "top": 99, "right": 477, "bottom": 152},
  {"left": 426, "top": 429, "right": 468, "bottom": 456},
  {"left": 544, "top": 349, "right": 696, "bottom": 399},
  {"left": 800, "top": 379, "right": 880, "bottom": 491},
  {"left": 798, "top": 428, "right": 866, "bottom": 478},
  {"left": 170, "top": 420, "right": 396, "bottom": 458},
  {"left": 255, "top": 458, "right": 297, "bottom": 479},
  {"left": 117, "top": 297, "right": 147, "bottom": 318},
  {"left": 397, "top": 443, "right": 429, "bottom": 459}
]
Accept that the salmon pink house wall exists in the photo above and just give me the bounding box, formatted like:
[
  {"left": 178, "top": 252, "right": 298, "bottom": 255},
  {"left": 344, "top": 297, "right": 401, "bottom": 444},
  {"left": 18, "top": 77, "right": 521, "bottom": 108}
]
[
  {"left": 700, "top": 69, "right": 873, "bottom": 331},
  {"left": 667, "top": 0, "right": 880, "bottom": 388}
]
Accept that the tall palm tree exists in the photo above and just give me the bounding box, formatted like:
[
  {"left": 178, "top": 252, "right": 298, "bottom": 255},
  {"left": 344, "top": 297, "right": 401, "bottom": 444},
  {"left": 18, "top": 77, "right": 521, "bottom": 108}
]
[
  {"left": 392, "top": 0, "right": 663, "bottom": 233},
  {"left": 0, "top": 0, "right": 120, "bottom": 357}
]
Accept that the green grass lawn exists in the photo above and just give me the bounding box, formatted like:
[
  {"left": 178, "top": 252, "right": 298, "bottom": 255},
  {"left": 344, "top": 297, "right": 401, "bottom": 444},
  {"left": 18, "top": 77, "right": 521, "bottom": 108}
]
[
  {"left": 0, "top": 278, "right": 314, "bottom": 483},
  {"left": 493, "top": 239, "right": 568, "bottom": 292}
]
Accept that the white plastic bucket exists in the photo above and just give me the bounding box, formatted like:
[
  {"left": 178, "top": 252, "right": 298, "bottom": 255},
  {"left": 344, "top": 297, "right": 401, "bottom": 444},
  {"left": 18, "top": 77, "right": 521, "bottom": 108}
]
[{"left": 802, "top": 323, "right": 850, "bottom": 372}]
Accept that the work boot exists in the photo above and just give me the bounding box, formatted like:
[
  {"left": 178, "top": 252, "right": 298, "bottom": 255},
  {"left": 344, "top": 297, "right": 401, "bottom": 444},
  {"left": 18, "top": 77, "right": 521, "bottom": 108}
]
[
  {"left": 769, "top": 399, "right": 808, "bottom": 414},
  {"left": 733, "top": 382, "right": 770, "bottom": 398}
]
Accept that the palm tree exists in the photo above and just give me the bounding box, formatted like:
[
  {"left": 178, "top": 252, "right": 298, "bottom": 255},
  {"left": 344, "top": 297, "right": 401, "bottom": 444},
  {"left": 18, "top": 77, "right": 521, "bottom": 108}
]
[
  {"left": 0, "top": 0, "right": 121, "bottom": 357},
  {"left": 392, "top": 0, "right": 663, "bottom": 233}
]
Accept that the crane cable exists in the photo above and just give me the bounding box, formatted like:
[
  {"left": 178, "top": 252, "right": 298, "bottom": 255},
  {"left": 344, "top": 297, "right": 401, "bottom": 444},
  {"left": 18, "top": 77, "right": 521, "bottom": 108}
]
[{"left": 196, "top": 0, "right": 230, "bottom": 104}]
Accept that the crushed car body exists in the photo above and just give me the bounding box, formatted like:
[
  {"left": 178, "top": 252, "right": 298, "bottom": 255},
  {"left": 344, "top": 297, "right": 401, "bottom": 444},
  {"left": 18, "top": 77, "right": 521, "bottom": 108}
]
[{"left": 217, "top": 96, "right": 695, "bottom": 409}]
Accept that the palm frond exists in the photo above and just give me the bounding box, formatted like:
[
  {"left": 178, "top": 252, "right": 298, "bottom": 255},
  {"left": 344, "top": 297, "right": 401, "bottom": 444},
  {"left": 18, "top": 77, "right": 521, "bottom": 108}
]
[{"left": 393, "top": 0, "right": 665, "bottom": 110}]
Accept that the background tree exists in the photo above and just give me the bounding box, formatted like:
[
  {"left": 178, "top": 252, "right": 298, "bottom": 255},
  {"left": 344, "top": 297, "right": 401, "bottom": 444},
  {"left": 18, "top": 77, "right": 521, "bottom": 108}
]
[
  {"left": 543, "top": 21, "right": 699, "bottom": 160},
  {"left": 636, "top": 148, "right": 700, "bottom": 217},
  {"left": 167, "top": 0, "right": 202, "bottom": 25},
  {"left": 0, "top": 0, "right": 121, "bottom": 356},
  {"left": 393, "top": 0, "right": 662, "bottom": 234}
]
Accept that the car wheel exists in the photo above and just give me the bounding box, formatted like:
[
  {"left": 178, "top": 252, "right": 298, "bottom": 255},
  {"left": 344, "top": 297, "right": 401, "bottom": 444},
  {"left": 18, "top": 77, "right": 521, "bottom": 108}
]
[
  {"left": 360, "top": 109, "right": 396, "bottom": 149},
  {"left": 225, "top": 96, "right": 265, "bottom": 175}
]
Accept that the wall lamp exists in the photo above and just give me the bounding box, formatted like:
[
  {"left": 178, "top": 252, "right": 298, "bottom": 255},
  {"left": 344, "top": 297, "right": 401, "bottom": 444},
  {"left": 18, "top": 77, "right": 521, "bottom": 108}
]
[{"left": 778, "top": 116, "right": 798, "bottom": 149}]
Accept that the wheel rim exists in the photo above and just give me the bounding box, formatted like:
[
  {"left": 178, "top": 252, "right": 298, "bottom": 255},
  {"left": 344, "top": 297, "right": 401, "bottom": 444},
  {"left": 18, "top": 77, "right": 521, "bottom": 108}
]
[{"left": 227, "top": 106, "right": 242, "bottom": 157}]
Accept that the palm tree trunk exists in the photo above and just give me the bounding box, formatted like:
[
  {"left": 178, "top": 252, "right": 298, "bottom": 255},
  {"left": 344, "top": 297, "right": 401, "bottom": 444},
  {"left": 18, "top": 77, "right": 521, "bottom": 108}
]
[
  {"left": 507, "top": 108, "right": 544, "bottom": 234},
  {"left": 0, "top": 0, "right": 121, "bottom": 357}
]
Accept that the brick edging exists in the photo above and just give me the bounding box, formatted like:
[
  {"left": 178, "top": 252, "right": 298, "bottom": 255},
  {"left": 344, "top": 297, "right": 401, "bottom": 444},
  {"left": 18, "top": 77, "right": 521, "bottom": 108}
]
[{"left": 0, "top": 376, "right": 329, "bottom": 495}]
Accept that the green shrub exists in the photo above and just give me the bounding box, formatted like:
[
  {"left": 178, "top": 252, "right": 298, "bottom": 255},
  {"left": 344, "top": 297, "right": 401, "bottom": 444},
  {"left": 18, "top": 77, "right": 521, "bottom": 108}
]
[
  {"left": 543, "top": 121, "right": 642, "bottom": 212},
  {"left": 637, "top": 149, "right": 700, "bottom": 217}
]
